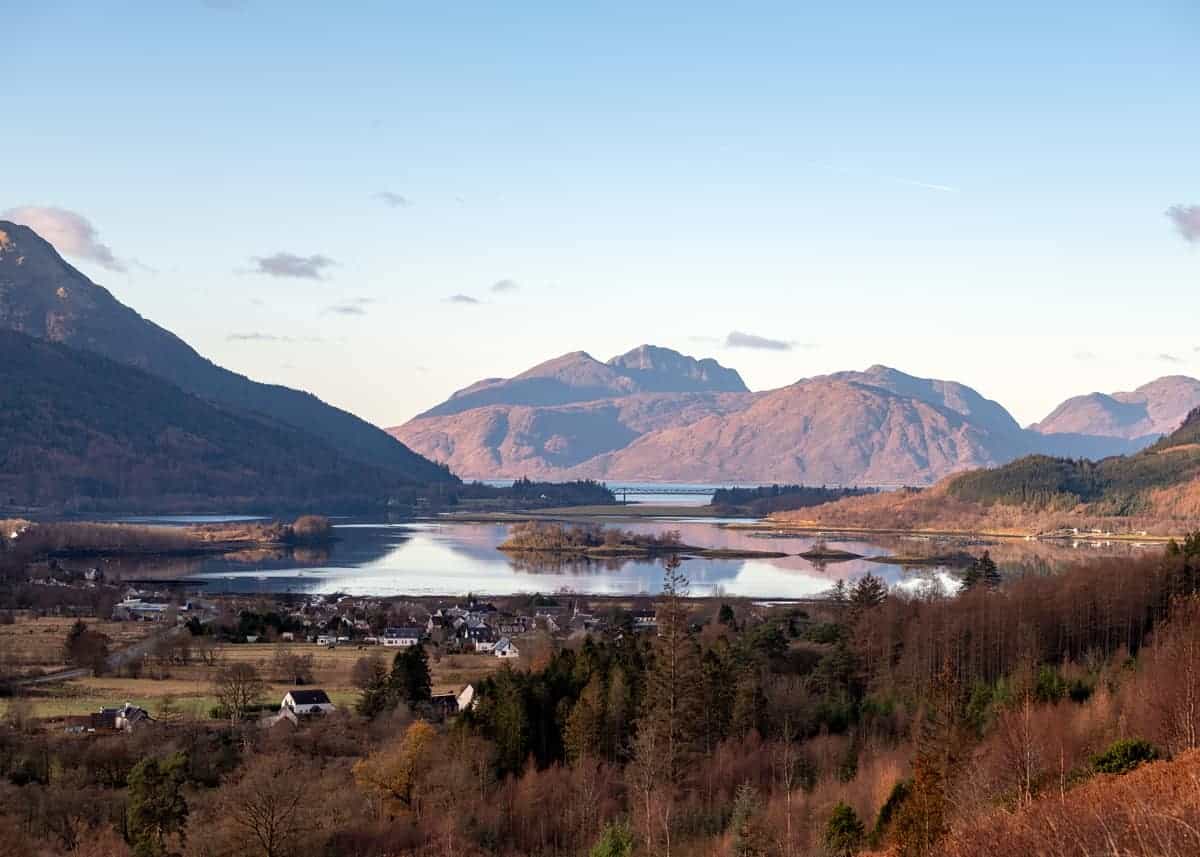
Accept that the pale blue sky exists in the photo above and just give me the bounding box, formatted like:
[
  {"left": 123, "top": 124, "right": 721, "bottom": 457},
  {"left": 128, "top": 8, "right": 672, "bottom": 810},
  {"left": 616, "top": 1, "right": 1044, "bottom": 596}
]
[{"left": 4, "top": 0, "right": 1198, "bottom": 426}]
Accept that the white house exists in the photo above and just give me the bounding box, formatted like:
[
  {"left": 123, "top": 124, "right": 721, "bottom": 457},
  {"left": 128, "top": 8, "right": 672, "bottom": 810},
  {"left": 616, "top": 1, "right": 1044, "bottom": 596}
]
[
  {"left": 456, "top": 684, "right": 477, "bottom": 712},
  {"left": 494, "top": 637, "right": 520, "bottom": 659},
  {"left": 381, "top": 626, "right": 422, "bottom": 648},
  {"left": 280, "top": 689, "right": 336, "bottom": 716},
  {"left": 114, "top": 598, "right": 168, "bottom": 621},
  {"left": 631, "top": 610, "right": 658, "bottom": 631}
]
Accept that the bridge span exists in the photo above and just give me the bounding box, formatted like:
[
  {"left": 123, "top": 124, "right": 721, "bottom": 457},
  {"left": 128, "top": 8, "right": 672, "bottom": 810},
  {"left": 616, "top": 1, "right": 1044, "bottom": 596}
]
[{"left": 605, "top": 483, "right": 915, "bottom": 503}]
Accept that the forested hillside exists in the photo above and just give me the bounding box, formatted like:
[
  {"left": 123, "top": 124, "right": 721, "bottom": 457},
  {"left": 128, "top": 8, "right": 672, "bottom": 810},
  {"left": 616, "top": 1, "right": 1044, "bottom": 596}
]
[
  {"left": 947, "top": 407, "right": 1200, "bottom": 514},
  {"left": 0, "top": 330, "right": 444, "bottom": 512}
]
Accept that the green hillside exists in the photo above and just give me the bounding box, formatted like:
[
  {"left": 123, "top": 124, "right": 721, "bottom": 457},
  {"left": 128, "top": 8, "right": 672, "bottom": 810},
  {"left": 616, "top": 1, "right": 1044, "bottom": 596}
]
[{"left": 947, "top": 408, "right": 1200, "bottom": 514}]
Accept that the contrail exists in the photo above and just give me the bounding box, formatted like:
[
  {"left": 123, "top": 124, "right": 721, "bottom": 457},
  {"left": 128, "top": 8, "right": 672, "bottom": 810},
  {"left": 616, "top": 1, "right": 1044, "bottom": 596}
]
[{"left": 812, "top": 162, "right": 960, "bottom": 194}]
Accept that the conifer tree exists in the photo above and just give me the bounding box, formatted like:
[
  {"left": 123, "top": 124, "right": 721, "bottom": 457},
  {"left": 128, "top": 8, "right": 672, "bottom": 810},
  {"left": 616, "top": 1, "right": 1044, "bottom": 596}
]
[
  {"left": 127, "top": 753, "right": 189, "bottom": 857},
  {"left": 641, "top": 556, "right": 704, "bottom": 784}
]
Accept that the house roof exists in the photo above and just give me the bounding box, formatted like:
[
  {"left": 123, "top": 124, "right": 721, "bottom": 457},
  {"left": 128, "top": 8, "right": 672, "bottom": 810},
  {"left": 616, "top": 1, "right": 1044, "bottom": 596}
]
[
  {"left": 287, "top": 689, "right": 332, "bottom": 705},
  {"left": 383, "top": 626, "right": 422, "bottom": 638}
]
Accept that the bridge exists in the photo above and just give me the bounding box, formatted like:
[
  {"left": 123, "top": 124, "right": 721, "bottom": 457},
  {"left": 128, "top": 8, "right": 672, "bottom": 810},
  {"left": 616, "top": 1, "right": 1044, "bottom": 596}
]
[
  {"left": 607, "top": 485, "right": 717, "bottom": 503},
  {"left": 606, "top": 483, "right": 920, "bottom": 503}
]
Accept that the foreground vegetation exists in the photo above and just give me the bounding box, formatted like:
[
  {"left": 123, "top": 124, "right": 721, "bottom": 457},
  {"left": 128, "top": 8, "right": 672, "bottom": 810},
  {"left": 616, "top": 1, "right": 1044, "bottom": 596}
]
[{"left": 1, "top": 533, "right": 1200, "bottom": 855}]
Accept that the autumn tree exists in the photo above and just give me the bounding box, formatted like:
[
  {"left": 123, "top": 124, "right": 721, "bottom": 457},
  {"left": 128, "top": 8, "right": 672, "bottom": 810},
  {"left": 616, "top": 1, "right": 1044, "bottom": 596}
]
[
  {"left": 354, "top": 720, "right": 438, "bottom": 819},
  {"left": 222, "top": 754, "right": 320, "bottom": 857},
  {"left": 212, "top": 662, "right": 265, "bottom": 720},
  {"left": 351, "top": 654, "right": 387, "bottom": 691}
]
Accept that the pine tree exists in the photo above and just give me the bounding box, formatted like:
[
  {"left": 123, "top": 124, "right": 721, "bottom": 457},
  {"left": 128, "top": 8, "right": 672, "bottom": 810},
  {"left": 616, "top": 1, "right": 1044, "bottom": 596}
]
[
  {"left": 564, "top": 674, "right": 605, "bottom": 763},
  {"left": 849, "top": 573, "right": 888, "bottom": 615},
  {"left": 127, "top": 753, "right": 189, "bottom": 857},
  {"left": 730, "top": 782, "right": 770, "bottom": 857},
  {"left": 824, "top": 801, "right": 865, "bottom": 856},
  {"left": 589, "top": 821, "right": 634, "bottom": 857},
  {"left": 961, "top": 551, "right": 1001, "bottom": 591},
  {"left": 641, "top": 556, "right": 704, "bottom": 784},
  {"left": 395, "top": 643, "right": 433, "bottom": 708},
  {"left": 890, "top": 658, "right": 968, "bottom": 856}
]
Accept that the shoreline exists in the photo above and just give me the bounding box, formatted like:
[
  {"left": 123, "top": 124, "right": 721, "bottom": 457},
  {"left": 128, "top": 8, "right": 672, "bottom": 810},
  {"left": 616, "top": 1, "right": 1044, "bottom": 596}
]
[{"left": 725, "top": 521, "right": 1180, "bottom": 543}]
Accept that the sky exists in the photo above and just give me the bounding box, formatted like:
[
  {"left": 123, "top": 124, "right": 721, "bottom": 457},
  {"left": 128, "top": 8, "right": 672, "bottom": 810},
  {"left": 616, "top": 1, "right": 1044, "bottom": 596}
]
[{"left": 3, "top": 0, "right": 1198, "bottom": 428}]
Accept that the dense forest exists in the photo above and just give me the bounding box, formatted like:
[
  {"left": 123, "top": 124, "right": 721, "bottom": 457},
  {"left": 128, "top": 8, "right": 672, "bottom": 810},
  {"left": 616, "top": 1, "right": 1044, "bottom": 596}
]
[
  {"left": 711, "top": 486, "right": 879, "bottom": 515},
  {"left": 456, "top": 479, "right": 616, "bottom": 508},
  {"left": 4, "top": 538, "right": 1200, "bottom": 855}
]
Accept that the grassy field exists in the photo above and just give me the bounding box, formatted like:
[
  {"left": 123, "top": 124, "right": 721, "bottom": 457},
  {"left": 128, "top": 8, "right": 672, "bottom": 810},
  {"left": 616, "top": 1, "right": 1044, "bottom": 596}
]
[
  {"left": 0, "top": 615, "right": 155, "bottom": 671},
  {"left": 4, "top": 640, "right": 510, "bottom": 720}
]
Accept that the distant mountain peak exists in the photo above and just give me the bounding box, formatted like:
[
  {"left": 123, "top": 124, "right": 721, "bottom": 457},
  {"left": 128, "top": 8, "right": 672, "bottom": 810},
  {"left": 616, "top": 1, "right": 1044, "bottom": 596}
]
[
  {"left": 418, "top": 344, "right": 746, "bottom": 418},
  {"left": 607, "top": 344, "right": 748, "bottom": 394},
  {"left": 823, "top": 365, "right": 1023, "bottom": 438},
  {"left": 1032, "top": 375, "right": 1200, "bottom": 442}
]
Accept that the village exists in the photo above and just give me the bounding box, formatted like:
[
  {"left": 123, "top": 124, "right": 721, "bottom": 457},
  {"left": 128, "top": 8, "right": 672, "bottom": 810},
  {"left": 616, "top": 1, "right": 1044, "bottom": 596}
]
[{"left": 0, "top": 578, "right": 675, "bottom": 735}]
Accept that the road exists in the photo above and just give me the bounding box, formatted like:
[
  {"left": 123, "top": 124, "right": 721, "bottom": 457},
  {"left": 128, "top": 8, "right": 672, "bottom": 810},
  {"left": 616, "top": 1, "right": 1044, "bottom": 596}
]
[{"left": 14, "top": 623, "right": 189, "bottom": 688}]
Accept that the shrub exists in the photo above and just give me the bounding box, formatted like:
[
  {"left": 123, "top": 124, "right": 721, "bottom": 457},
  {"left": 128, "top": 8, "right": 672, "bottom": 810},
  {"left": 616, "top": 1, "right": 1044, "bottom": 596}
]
[
  {"left": 589, "top": 821, "right": 634, "bottom": 857},
  {"left": 1091, "top": 739, "right": 1158, "bottom": 775}
]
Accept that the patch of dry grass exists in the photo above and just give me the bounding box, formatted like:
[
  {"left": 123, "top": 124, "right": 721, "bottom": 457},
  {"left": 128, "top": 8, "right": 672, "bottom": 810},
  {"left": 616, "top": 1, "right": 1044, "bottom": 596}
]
[
  {"left": 0, "top": 615, "right": 154, "bottom": 670},
  {"left": 4, "top": 640, "right": 507, "bottom": 719}
]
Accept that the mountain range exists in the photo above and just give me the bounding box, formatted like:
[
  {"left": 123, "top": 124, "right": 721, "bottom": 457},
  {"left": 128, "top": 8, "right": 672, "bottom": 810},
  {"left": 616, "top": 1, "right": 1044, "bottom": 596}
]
[
  {"left": 6, "top": 215, "right": 1200, "bottom": 502},
  {"left": 391, "top": 351, "right": 1200, "bottom": 486},
  {"left": 0, "top": 220, "right": 454, "bottom": 511}
]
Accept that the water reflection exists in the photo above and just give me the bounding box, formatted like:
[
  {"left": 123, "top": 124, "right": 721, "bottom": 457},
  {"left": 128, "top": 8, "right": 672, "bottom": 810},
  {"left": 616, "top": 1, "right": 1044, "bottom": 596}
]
[{"left": 104, "top": 518, "right": 1165, "bottom": 599}]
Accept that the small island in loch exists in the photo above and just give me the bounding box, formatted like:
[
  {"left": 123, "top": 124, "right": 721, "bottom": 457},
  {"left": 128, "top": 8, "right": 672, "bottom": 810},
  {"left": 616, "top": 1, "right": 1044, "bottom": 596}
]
[{"left": 497, "top": 521, "right": 787, "bottom": 560}]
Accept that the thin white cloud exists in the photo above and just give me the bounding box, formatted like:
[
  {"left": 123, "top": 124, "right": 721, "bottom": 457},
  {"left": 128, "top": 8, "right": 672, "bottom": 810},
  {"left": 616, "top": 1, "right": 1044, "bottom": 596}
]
[
  {"left": 446, "top": 294, "right": 481, "bottom": 305},
  {"left": 491, "top": 279, "right": 519, "bottom": 293},
  {"left": 250, "top": 253, "right": 336, "bottom": 280},
  {"left": 375, "top": 191, "right": 412, "bottom": 208},
  {"left": 2, "top": 205, "right": 126, "bottom": 271},
  {"left": 227, "top": 332, "right": 324, "bottom": 343},
  {"left": 325, "top": 297, "right": 374, "bottom": 316}
]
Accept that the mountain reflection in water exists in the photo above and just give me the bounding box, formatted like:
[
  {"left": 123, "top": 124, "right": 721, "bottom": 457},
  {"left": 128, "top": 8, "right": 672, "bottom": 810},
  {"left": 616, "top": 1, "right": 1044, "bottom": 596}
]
[{"left": 99, "top": 518, "right": 1163, "bottom": 599}]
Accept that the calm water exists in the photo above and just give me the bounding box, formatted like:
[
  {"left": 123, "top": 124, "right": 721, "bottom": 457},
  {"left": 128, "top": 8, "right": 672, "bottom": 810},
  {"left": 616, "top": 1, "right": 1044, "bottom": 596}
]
[{"left": 107, "top": 517, "right": 1161, "bottom": 599}]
